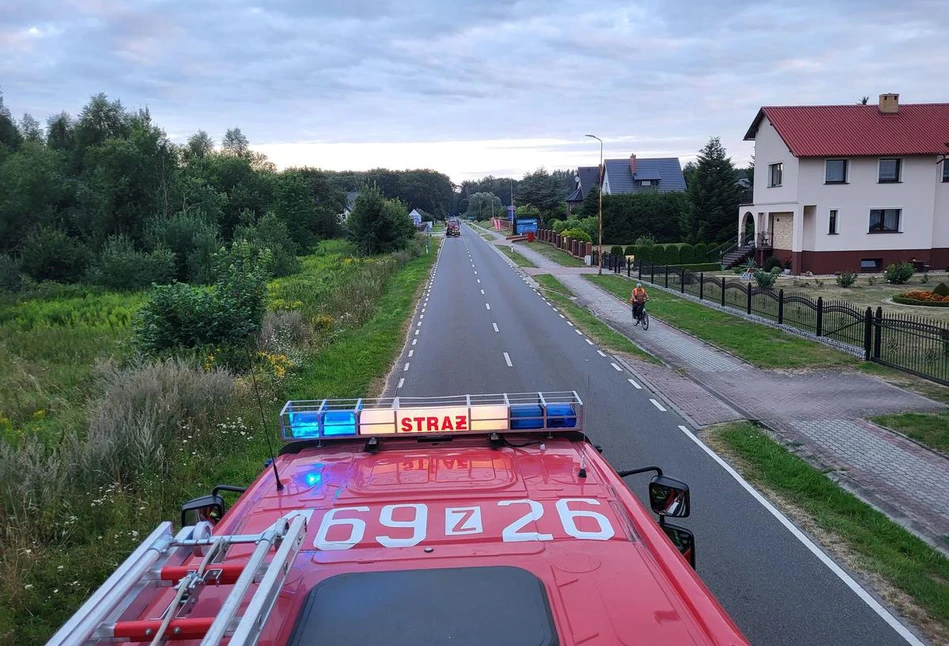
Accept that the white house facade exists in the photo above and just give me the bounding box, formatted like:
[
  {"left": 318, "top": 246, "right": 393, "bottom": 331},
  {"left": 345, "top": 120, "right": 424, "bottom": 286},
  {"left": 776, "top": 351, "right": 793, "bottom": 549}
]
[{"left": 739, "top": 94, "right": 949, "bottom": 274}]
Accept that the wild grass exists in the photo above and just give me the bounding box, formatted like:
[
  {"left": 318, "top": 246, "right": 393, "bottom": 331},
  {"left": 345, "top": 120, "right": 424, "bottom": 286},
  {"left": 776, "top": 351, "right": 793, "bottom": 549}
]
[{"left": 0, "top": 236, "right": 438, "bottom": 644}]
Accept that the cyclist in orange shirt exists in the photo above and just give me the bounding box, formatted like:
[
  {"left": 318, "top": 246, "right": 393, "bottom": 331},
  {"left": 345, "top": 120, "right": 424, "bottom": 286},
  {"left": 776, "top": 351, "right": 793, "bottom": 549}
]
[{"left": 630, "top": 283, "right": 648, "bottom": 325}]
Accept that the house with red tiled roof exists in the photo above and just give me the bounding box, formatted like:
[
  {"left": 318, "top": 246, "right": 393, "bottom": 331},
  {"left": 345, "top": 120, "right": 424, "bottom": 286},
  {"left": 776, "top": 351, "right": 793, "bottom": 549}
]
[{"left": 737, "top": 94, "right": 949, "bottom": 274}]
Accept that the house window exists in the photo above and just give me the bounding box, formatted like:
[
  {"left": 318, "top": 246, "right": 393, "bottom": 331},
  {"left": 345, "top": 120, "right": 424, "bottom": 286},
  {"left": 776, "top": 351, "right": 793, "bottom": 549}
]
[
  {"left": 878, "top": 158, "right": 901, "bottom": 183},
  {"left": 825, "top": 159, "right": 848, "bottom": 184},
  {"left": 869, "top": 208, "right": 901, "bottom": 233},
  {"left": 768, "top": 163, "right": 783, "bottom": 187},
  {"left": 943, "top": 160, "right": 949, "bottom": 182},
  {"left": 860, "top": 258, "right": 882, "bottom": 271},
  {"left": 828, "top": 209, "right": 838, "bottom": 234},
  {"left": 639, "top": 180, "right": 652, "bottom": 186}
]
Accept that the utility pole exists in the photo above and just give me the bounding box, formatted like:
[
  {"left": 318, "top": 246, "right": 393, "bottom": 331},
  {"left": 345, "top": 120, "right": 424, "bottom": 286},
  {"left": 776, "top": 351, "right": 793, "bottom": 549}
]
[{"left": 586, "top": 134, "right": 604, "bottom": 275}]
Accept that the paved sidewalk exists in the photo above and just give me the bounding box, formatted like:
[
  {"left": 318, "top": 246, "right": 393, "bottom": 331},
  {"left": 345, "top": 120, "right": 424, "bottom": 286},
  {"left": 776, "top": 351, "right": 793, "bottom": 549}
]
[{"left": 484, "top": 229, "right": 949, "bottom": 549}]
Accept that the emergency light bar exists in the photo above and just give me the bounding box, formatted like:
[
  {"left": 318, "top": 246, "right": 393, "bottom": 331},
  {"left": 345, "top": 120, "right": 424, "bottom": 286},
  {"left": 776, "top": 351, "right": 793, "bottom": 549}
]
[{"left": 280, "top": 391, "right": 583, "bottom": 441}]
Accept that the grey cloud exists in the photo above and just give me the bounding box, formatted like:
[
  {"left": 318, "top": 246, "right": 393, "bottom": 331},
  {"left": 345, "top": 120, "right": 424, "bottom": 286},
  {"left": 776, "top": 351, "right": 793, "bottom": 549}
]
[{"left": 2, "top": 0, "right": 948, "bottom": 170}]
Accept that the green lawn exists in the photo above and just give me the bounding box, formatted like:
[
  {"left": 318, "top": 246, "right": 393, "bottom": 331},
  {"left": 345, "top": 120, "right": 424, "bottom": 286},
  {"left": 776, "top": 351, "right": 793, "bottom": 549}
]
[
  {"left": 716, "top": 422, "right": 949, "bottom": 633},
  {"left": 499, "top": 245, "right": 536, "bottom": 268},
  {"left": 534, "top": 274, "right": 655, "bottom": 363},
  {"left": 872, "top": 411, "right": 949, "bottom": 454},
  {"left": 586, "top": 274, "right": 857, "bottom": 370},
  {"left": 526, "top": 241, "right": 586, "bottom": 267}
]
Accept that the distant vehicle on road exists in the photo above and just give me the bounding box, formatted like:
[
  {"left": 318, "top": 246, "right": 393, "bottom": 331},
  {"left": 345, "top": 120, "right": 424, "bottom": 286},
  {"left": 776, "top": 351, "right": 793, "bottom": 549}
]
[
  {"left": 446, "top": 221, "right": 461, "bottom": 237},
  {"left": 50, "top": 391, "right": 750, "bottom": 646}
]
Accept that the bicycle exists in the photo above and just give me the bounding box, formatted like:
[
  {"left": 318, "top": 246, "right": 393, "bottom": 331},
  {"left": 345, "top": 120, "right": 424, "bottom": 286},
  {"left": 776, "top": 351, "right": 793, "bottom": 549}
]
[{"left": 631, "top": 302, "right": 649, "bottom": 330}]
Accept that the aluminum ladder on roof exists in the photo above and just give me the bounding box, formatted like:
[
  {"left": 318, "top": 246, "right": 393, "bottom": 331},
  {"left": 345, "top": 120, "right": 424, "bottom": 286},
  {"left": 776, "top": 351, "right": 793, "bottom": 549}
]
[{"left": 46, "top": 510, "right": 311, "bottom": 646}]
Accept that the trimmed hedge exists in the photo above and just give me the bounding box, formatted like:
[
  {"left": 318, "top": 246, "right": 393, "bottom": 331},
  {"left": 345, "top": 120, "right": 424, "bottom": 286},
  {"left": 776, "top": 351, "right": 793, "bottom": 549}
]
[
  {"left": 624, "top": 245, "right": 637, "bottom": 258},
  {"left": 679, "top": 243, "right": 694, "bottom": 264},
  {"left": 893, "top": 296, "right": 949, "bottom": 307},
  {"left": 610, "top": 245, "right": 624, "bottom": 257},
  {"left": 693, "top": 242, "right": 708, "bottom": 262}
]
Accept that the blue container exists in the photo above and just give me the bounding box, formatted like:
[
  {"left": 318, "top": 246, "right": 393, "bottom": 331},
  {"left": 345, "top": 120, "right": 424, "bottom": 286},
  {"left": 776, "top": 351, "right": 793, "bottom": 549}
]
[
  {"left": 546, "top": 403, "right": 577, "bottom": 428},
  {"left": 510, "top": 404, "right": 544, "bottom": 429},
  {"left": 288, "top": 411, "right": 320, "bottom": 438},
  {"left": 322, "top": 410, "right": 358, "bottom": 437}
]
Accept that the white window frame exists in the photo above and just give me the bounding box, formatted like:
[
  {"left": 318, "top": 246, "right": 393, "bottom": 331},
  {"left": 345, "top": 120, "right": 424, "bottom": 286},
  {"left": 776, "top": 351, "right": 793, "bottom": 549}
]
[
  {"left": 877, "top": 158, "right": 902, "bottom": 183},
  {"left": 824, "top": 159, "right": 848, "bottom": 184},
  {"left": 768, "top": 163, "right": 783, "bottom": 187},
  {"left": 868, "top": 208, "right": 902, "bottom": 234}
]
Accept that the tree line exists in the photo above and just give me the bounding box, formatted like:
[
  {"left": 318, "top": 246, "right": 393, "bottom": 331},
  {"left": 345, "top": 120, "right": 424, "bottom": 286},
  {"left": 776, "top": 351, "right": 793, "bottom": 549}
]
[{"left": 0, "top": 90, "right": 453, "bottom": 291}]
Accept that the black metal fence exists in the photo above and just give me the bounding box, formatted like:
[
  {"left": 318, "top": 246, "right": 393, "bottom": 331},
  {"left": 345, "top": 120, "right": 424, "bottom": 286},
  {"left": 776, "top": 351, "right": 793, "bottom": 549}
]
[{"left": 598, "top": 251, "right": 949, "bottom": 386}]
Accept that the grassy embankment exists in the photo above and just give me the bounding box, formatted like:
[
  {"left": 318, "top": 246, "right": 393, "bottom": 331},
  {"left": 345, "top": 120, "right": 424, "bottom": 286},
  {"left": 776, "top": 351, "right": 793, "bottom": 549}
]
[{"left": 0, "top": 237, "right": 438, "bottom": 644}]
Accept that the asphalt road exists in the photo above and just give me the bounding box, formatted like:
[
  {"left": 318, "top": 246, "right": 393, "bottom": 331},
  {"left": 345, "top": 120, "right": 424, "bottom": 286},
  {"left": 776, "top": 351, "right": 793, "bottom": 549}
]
[{"left": 389, "top": 225, "right": 924, "bottom": 646}]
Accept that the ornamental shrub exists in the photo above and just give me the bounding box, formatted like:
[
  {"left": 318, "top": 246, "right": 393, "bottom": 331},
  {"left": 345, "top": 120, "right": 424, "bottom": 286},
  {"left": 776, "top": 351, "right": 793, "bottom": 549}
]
[
  {"left": 932, "top": 282, "right": 949, "bottom": 297},
  {"left": 835, "top": 270, "right": 857, "bottom": 288},
  {"left": 678, "top": 244, "right": 694, "bottom": 264},
  {"left": 753, "top": 270, "right": 776, "bottom": 288},
  {"left": 763, "top": 256, "right": 783, "bottom": 272},
  {"left": 884, "top": 262, "right": 914, "bottom": 285}
]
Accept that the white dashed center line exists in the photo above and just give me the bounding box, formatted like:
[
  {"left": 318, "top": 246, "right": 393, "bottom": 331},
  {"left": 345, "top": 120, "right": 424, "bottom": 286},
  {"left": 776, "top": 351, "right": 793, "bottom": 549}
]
[
  {"left": 492, "top": 323, "right": 499, "bottom": 333},
  {"left": 627, "top": 378, "right": 642, "bottom": 389},
  {"left": 503, "top": 352, "right": 513, "bottom": 367},
  {"left": 650, "top": 399, "right": 667, "bottom": 412},
  {"left": 408, "top": 350, "right": 414, "bottom": 358},
  {"left": 480, "top": 289, "right": 485, "bottom": 294},
  {"left": 397, "top": 377, "right": 404, "bottom": 389},
  {"left": 404, "top": 363, "right": 411, "bottom": 372},
  {"left": 585, "top": 339, "right": 594, "bottom": 346},
  {"left": 477, "top": 279, "right": 481, "bottom": 284},
  {"left": 610, "top": 362, "right": 622, "bottom": 371},
  {"left": 597, "top": 350, "right": 606, "bottom": 357},
  {"left": 559, "top": 314, "right": 565, "bottom": 319},
  {"left": 485, "top": 303, "right": 491, "bottom": 310},
  {"left": 575, "top": 329, "right": 583, "bottom": 335},
  {"left": 412, "top": 338, "right": 417, "bottom": 346}
]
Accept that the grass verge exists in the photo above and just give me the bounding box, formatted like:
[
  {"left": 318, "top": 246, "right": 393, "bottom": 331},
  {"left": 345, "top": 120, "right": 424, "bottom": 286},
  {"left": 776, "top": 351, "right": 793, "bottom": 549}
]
[
  {"left": 872, "top": 411, "right": 949, "bottom": 455},
  {"left": 533, "top": 274, "right": 655, "bottom": 363},
  {"left": 586, "top": 274, "right": 857, "bottom": 370},
  {"left": 857, "top": 362, "right": 949, "bottom": 405},
  {"left": 712, "top": 422, "right": 949, "bottom": 639},
  {"left": 289, "top": 240, "right": 439, "bottom": 398},
  {"left": 526, "top": 241, "right": 586, "bottom": 267},
  {"left": 499, "top": 245, "right": 537, "bottom": 268}
]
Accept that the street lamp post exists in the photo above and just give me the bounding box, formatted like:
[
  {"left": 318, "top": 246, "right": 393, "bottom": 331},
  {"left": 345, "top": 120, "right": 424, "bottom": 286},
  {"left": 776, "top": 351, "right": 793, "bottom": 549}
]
[{"left": 586, "top": 134, "right": 604, "bottom": 275}]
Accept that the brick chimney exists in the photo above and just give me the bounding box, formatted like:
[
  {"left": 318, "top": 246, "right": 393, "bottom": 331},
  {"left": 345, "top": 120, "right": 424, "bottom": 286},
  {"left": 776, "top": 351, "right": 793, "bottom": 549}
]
[
  {"left": 629, "top": 153, "right": 637, "bottom": 176},
  {"left": 879, "top": 93, "right": 899, "bottom": 114}
]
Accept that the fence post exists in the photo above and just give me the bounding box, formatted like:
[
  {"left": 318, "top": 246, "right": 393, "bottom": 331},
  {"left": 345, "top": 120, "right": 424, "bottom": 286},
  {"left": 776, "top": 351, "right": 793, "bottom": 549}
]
[
  {"left": 863, "top": 307, "right": 873, "bottom": 361},
  {"left": 680, "top": 269, "right": 685, "bottom": 293},
  {"left": 873, "top": 307, "right": 883, "bottom": 359},
  {"left": 627, "top": 258, "right": 631, "bottom": 278},
  {"left": 699, "top": 273, "right": 704, "bottom": 300},
  {"left": 638, "top": 259, "right": 643, "bottom": 280},
  {"left": 746, "top": 283, "right": 752, "bottom": 314},
  {"left": 651, "top": 263, "right": 655, "bottom": 284},
  {"left": 816, "top": 297, "right": 823, "bottom": 337},
  {"left": 778, "top": 289, "right": 784, "bottom": 325},
  {"left": 665, "top": 266, "right": 670, "bottom": 288},
  {"left": 721, "top": 277, "right": 726, "bottom": 307}
]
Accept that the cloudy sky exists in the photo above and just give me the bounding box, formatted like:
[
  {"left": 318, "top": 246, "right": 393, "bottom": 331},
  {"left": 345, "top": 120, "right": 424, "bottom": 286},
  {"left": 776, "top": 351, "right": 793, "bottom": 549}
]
[{"left": 2, "top": 0, "right": 947, "bottom": 182}]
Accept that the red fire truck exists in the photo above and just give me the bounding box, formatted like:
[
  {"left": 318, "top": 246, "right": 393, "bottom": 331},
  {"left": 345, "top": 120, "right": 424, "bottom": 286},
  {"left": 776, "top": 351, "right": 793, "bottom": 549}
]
[{"left": 49, "top": 392, "right": 750, "bottom": 645}]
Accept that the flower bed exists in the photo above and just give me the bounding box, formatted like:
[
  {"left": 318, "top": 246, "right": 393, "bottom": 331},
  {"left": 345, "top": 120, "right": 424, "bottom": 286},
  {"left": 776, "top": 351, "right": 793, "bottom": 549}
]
[{"left": 893, "top": 290, "right": 949, "bottom": 307}]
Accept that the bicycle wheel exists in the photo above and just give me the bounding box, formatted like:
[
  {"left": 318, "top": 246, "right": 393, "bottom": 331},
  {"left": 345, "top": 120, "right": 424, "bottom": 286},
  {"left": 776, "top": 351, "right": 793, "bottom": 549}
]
[{"left": 641, "top": 311, "right": 649, "bottom": 330}]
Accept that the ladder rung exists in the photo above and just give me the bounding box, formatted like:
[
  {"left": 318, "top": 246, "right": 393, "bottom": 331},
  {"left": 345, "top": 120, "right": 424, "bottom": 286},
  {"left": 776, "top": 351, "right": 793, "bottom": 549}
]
[
  {"left": 113, "top": 617, "right": 214, "bottom": 641},
  {"left": 159, "top": 563, "right": 245, "bottom": 585}
]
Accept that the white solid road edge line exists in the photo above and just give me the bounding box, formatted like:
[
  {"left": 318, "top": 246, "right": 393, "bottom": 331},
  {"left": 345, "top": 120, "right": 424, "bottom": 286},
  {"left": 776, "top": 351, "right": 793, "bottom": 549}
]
[
  {"left": 649, "top": 398, "right": 666, "bottom": 412},
  {"left": 503, "top": 352, "right": 513, "bottom": 367},
  {"left": 675, "top": 424, "right": 926, "bottom": 646}
]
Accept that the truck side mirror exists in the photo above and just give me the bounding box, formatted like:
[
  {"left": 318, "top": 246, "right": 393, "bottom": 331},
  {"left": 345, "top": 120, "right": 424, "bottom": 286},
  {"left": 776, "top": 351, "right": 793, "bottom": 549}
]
[
  {"left": 181, "top": 494, "right": 225, "bottom": 527},
  {"left": 662, "top": 523, "right": 696, "bottom": 568},
  {"left": 649, "top": 475, "right": 690, "bottom": 518}
]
